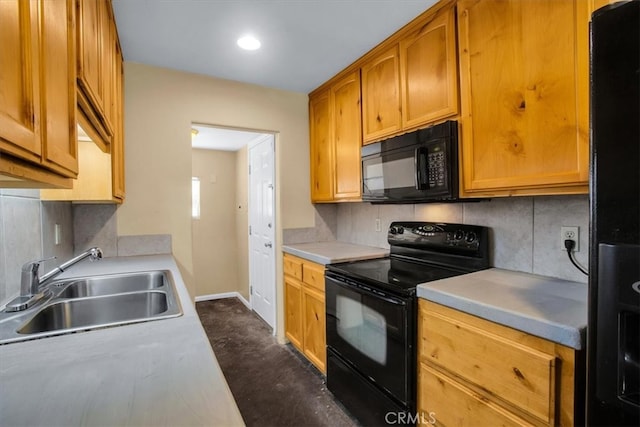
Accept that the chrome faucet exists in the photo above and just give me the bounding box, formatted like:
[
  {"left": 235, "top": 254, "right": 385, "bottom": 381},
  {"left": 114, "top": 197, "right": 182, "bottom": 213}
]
[{"left": 4, "top": 247, "right": 103, "bottom": 312}]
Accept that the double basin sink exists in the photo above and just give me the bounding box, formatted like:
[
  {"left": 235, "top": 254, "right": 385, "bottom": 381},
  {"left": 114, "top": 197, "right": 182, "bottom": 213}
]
[{"left": 0, "top": 271, "right": 182, "bottom": 344}]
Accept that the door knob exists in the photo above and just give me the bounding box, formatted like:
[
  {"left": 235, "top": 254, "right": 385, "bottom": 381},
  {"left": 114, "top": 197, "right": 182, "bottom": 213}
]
[{"left": 264, "top": 242, "right": 273, "bottom": 248}]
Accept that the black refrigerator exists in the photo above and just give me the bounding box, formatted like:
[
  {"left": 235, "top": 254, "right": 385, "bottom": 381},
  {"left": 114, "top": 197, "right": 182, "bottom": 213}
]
[{"left": 588, "top": 1, "right": 640, "bottom": 426}]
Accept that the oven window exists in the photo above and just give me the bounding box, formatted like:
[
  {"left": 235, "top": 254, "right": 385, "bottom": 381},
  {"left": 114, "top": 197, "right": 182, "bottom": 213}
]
[{"left": 336, "top": 295, "right": 387, "bottom": 364}]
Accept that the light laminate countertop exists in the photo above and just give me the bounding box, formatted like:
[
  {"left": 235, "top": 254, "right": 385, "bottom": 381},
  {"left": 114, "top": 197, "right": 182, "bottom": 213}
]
[
  {"left": 282, "top": 241, "right": 388, "bottom": 265},
  {"left": 0, "top": 255, "right": 244, "bottom": 427},
  {"left": 417, "top": 268, "right": 588, "bottom": 350}
]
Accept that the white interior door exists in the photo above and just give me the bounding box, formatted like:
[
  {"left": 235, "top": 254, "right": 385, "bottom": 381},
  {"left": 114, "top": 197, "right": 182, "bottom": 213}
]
[{"left": 248, "top": 135, "right": 276, "bottom": 331}]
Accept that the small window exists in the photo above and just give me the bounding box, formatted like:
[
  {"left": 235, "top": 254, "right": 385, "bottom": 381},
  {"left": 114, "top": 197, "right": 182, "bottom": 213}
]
[{"left": 192, "top": 177, "right": 200, "bottom": 219}]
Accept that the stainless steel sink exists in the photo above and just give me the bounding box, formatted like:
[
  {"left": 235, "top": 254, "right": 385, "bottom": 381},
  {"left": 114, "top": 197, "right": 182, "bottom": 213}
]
[
  {"left": 0, "top": 270, "right": 182, "bottom": 345},
  {"left": 18, "top": 292, "right": 169, "bottom": 334},
  {"left": 54, "top": 271, "right": 165, "bottom": 298}
]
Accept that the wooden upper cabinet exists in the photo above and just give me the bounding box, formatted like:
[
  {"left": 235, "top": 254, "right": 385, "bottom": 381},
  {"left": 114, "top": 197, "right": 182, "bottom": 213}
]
[
  {"left": 309, "top": 89, "right": 333, "bottom": 202},
  {"left": 76, "top": 0, "right": 102, "bottom": 113},
  {"left": 457, "top": 0, "right": 589, "bottom": 197},
  {"left": 309, "top": 70, "right": 362, "bottom": 203},
  {"left": 40, "top": 0, "right": 78, "bottom": 177},
  {"left": 0, "top": 0, "right": 42, "bottom": 161},
  {"left": 361, "top": 4, "right": 459, "bottom": 145},
  {"left": 590, "top": 0, "right": 616, "bottom": 12},
  {"left": 100, "top": 1, "right": 115, "bottom": 132},
  {"left": 111, "top": 42, "right": 125, "bottom": 201},
  {"left": 0, "top": 0, "right": 78, "bottom": 187},
  {"left": 400, "top": 5, "right": 458, "bottom": 130},
  {"left": 76, "top": 0, "right": 115, "bottom": 147},
  {"left": 361, "top": 45, "right": 401, "bottom": 144},
  {"left": 331, "top": 71, "right": 361, "bottom": 200}
]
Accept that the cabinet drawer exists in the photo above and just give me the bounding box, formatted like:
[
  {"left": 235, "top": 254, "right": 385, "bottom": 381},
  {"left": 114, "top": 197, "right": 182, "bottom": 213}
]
[
  {"left": 421, "top": 310, "right": 556, "bottom": 424},
  {"left": 283, "top": 255, "right": 303, "bottom": 281},
  {"left": 302, "top": 262, "right": 325, "bottom": 292},
  {"left": 419, "top": 363, "right": 535, "bottom": 426}
]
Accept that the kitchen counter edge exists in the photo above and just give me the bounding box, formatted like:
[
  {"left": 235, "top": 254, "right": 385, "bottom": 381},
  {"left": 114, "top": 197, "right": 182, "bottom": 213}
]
[
  {"left": 417, "top": 268, "right": 587, "bottom": 350},
  {"left": 282, "top": 241, "right": 389, "bottom": 265}
]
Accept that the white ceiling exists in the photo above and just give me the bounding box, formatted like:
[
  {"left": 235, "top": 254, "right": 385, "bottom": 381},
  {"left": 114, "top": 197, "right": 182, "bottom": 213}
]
[
  {"left": 191, "top": 125, "right": 268, "bottom": 151},
  {"left": 113, "top": 0, "right": 437, "bottom": 150},
  {"left": 111, "top": 0, "right": 437, "bottom": 94}
]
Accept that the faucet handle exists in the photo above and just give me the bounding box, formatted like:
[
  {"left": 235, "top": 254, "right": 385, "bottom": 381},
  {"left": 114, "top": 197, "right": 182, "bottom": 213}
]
[
  {"left": 20, "top": 256, "right": 55, "bottom": 296},
  {"left": 21, "top": 256, "right": 56, "bottom": 272}
]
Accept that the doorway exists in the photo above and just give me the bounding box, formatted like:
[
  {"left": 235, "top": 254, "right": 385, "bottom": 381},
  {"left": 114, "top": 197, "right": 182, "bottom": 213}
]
[{"left": 190, "top": 124, "right": 277, "bottom": 332}]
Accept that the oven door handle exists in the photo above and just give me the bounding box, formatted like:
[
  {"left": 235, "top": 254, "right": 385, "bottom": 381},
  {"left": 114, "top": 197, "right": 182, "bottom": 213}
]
[{"left": 326, "top": 274, "right": 407, "bottom": 306}]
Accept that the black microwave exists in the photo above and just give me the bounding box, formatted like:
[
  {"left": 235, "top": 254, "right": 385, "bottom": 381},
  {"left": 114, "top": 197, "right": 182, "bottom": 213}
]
[{"left": 361, "top": 120, "right": 460, "bottom": 203}]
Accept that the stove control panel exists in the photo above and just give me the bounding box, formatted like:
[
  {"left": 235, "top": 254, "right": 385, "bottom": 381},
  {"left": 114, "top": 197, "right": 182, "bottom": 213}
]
[{"left": 388, "top": 221, "right": 488, "bottom": 252}]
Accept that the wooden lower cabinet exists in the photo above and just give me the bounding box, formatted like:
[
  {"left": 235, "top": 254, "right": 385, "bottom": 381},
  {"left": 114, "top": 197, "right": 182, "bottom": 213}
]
[
  {"left": 283, "top": 253, "right": 326, "bottom": 373},
  {"left": 420, "top": 363, "right": 535, "bottom": 426},
  {"left": 284, "top": 276, "right": 303, "bottom": 350},
  {"left": 302, "top": 285, "right": 326, "bottom": 371},
  {"left": 418, "top": 299, "right": 580, "bottom": 426}
]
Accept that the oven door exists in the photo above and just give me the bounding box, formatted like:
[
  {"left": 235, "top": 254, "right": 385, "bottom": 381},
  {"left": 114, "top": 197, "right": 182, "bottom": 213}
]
[{"left": 325, "top": 272, "right": 415, "bottom": 405}]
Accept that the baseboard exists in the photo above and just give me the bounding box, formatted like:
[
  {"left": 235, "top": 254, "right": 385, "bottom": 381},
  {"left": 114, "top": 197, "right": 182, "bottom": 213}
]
[{"left": 195, "top": 292, "right": 251, "bottom": 309}]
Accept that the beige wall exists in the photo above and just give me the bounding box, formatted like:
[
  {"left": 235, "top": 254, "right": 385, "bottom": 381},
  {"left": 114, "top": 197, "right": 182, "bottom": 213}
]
[
  {"left": 235, "top": 146, "right": 249, "bottom": 300},
  {"left": 119, "top": 62, "right": 313, "bottom": 339},
  {"left": 191, "top": 149, "right": 239, "bottom": 296}
]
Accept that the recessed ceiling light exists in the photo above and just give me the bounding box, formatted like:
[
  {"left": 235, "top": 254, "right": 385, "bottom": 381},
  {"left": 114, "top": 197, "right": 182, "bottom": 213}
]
[{"left": 237, "top": 35, "right": 261, "bottom": 51}]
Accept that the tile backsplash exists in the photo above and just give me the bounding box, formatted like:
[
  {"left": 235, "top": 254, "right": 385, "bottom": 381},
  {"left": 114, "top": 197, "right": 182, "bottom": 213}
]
[
  {"left": 0, "top": 190, "right": 73, "bottom": 306},
  {"left": 0, "top": 197, "right": 171, "bottom": 307},
  {"left": 287, "top": 195, "right": 590, "bottom": 283}
]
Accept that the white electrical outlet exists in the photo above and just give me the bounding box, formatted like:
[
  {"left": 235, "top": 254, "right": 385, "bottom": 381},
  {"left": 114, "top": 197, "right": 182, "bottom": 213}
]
[
  {"left": 560, "top": 226, "right": 579, "bottom": 252},
  {"left": 375, "top": 218, "right": 381, "bottom": 232}
]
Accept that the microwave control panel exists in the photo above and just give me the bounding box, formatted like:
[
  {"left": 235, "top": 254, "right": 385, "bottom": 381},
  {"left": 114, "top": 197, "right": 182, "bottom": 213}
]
[{"left": 427, "top": 142, "right": 446, "bottom": 189}]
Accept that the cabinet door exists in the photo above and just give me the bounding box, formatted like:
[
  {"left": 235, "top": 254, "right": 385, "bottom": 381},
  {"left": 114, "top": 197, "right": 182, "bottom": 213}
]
[
  {"left": 284, "top": 276, "right": 303, "bottom": 352},
  {"left": 331, "top": 71, "right": 361, "bottom": 200},
  {"left": 361, "top": 45, "right": 401, "bottom": 144},
  {"left": 99, "top": 0, "right": 114, "bottom": 133},
  {"left": 111, "top": 42, "right": 125, "bottom": 201},
  {"left": 400, "top": 6, "right": 458, "bottom": 130},
  {"left": 40, "top": 0, "right": 78, "bottom": 177},
  {"left": 458, "top": 0, "right": 589, "bottom": 196},
  {"left": 76, "top": 0, "right": 103, "bottom": 114},
  {"left": 302, "top": 285, "right": 326, "bottom": 373},
  {"left": 421, "top": 308, "right": 556, "bottom": 424},
  {"left": 76, "top": 0, "right": 113, "bottom": 145},
  {"left": 419, "top": 363, "right": 535, "bottom": 427},
  {"left": 0, "top": 0, "right": 42, "bottom": 160},
  {"left": 309, "top": 89, "right": 333, "bottom": 202}
]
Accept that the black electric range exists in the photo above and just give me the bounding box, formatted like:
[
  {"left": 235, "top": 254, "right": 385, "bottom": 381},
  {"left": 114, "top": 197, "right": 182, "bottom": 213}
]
[{"left": 325, "top": 221, "right": 490, "bottom": 426}]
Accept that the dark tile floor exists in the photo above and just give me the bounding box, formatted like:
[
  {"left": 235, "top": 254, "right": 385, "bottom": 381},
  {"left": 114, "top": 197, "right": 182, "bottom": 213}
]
[{"left": 196, "top": 298, "right": 358, "bottom": 427}]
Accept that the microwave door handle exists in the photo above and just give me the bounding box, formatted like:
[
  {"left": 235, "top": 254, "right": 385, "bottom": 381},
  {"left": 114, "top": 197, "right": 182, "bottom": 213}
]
[{"left": 415, "top": 147, "right": 428, "bottom": 190}]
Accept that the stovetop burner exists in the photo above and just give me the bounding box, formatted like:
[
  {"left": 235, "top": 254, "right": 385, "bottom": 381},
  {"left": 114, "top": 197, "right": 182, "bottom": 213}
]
[
  {"left": 326, "top": 221, "right": 490, "bottom": 296},
  {"left": 327, "top": 257, "right": 467, "bottom": 296}
]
